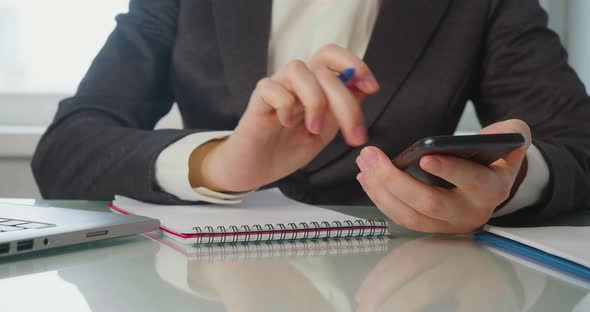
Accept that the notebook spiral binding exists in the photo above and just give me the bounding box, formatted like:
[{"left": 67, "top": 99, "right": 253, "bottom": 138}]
[
  {"left": 191, "top": 219, "right": 388, "bottom": 244},
  {"left": 189, "top": 236, "right": 389, "bottom": 262}
]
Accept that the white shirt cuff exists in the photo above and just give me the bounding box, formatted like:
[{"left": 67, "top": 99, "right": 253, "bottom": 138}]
[
  {"left": 492, "top": 144, "right": 550, "bottom": 218},
  {"left": 155, "top": 131, "right": 247, "bottom": 204}
]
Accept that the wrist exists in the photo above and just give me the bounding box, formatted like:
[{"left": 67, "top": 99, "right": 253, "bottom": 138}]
[{"left": 189, "top": 138, "right": 229, "bottom": 192}]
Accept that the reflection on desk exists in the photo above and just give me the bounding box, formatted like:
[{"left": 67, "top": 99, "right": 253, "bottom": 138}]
[
  {"left": 149, "top": 235, "right": 588, "bottom": 312},
  {"left": 0, "top": 198, "right": 588, "bottom": 311},
  {"left": 151, "top": 236, "right": 389, "bottom": 312}
]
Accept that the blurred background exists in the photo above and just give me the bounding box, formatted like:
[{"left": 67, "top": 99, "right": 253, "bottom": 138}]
[{"left": 0, "top": 0, "right": 588, "bottom": 198}]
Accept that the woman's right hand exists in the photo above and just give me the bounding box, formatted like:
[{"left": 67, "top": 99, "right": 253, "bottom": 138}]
[{"left": 191, "top": 44, "right": 380, "bottom": 192}]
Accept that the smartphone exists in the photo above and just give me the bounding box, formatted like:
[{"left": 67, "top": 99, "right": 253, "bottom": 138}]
[{"left": 391, "top": 134, "right": 525, "bottom": 188}]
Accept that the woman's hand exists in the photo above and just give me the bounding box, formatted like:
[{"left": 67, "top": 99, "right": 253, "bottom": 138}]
[
  {"left": 194, "top": 44, "right": 379, "bottom": 192},
  {"left": 356, "top": 119, "right": 532, "bottom": 234},
  {"left": 356, "top": 236, "right": 520, "bottom": 312},
  {"left": 194, "top": 260, "right": 332, "bottom": 311}
]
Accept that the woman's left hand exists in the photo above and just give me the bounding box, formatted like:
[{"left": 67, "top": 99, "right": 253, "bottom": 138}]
[{"left": 356, "top": 119, "right": 532, "bottom": 234}]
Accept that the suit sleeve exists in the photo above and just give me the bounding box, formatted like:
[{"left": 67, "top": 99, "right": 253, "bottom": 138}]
[
  {"left": 155, "top": 131, "right": 251, "bottom": 203},
  {"left": 473, "top": 0, "right": 590, "bottom": 222},
  {"left": 31, "top": 0, "right": 200, "bottom": 203}
]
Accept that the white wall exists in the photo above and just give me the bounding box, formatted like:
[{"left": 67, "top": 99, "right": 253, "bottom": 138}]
[
  {"left": 0, "top": 124, "right": 47, "bottom": 198},
  {"left": 0, "top": 159, "right": 40, "bottom": 198},
  {"left": 567, "top": 0, "right": 590, "bottom": 89}
]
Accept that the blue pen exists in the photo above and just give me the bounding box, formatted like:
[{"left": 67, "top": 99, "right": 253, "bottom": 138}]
[{"left": 338, "top": 67, "right": 356, "bottom": 84}]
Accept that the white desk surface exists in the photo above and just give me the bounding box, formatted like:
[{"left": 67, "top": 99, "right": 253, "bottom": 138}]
[{"left": 0, "top": 199, "right": 588, "bottom": 312}]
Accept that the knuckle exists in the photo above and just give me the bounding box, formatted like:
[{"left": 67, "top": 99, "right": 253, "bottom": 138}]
[
  {"left": 286, "top": 93, "right": 297, "bottom": 107},
  {"left": 302, "top": 91, "right": 327, "bottom": 111},
  {"left": 306, "top": 98, "right": 327, "bottom": 113},
  {"left": 256, "top": 77, "right": 273, "bottom": 90},
  {"left": 319, "top": 43, "right": 342, "bottom": 54},
  {"left": 378, "top": 167, "right": 395, "bottom": 184},
  {"left": 467, "top": 171, "right": 491, "bottom": 191},
  {"left": 279, "top": 93, "right": 297, "bottom": 111},
  {"left": 285, "top": 59, "right": 307, "bottom": 74}
]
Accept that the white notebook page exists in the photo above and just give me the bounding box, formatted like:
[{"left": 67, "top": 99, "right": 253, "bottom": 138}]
[
  {"left": 113, "top": 189, "right": 375, "bottom": 235},
  {"left": 485, "top": 225, "right": 590, "bottom": 268}
]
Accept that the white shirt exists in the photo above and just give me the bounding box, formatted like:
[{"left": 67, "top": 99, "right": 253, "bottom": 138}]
[{"left": 155, "top": 0, "right": 550, "bottom": 218}]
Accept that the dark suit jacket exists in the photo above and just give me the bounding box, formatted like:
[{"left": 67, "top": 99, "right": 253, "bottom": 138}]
[{"left": 32, "top": 0, "right": 590, "bottom": 221}]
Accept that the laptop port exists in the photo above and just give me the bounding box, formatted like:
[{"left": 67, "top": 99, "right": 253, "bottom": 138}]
[
  {"left": 86, "top": 230, "right": 108, "bottom": 238},
  {"left": 16, "top": 240, "right": 34, "bottom": 251},
  {"left": 0, "top": 243, "right": 9, "bottom": 254}
]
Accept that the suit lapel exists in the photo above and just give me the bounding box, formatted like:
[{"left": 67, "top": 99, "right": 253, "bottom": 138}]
[
  {"left": 306, "top": 0, "right": 453, "bottom": 173},
  {"left": 211, "top": 0, "right": 272, "bottom": 111}
]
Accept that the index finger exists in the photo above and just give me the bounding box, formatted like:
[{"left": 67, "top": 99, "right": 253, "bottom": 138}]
[
  {"left": 315, "top": 67, "right": 367, "bottom": 146},
  {"left": 479, "top": 119, "right": 532, "bottom": 166},
  {"left": 308, "top": 44, "right": 379, "bottom": 94},
  {"left": 479, "top": 119, "right": 532, "bottom": 190}
]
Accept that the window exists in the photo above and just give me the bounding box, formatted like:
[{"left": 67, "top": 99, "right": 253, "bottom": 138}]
[
  {"left": 0, "top": 0, "right": 128, "bottom": 126},
  {"left": 540, "top": 0, "right": 590, "bottom": 89}
]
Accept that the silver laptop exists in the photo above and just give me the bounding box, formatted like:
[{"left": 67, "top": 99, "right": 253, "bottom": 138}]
[{"left": 0, "top": 202, "right": 159, "bottom": 258}]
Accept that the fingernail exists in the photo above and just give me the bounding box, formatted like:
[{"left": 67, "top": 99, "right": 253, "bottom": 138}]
[
  {"left": 355, "top": 155, "right": 365, "bottom": 171},
  {"left": 356, "top": 156, "right": 370, "bottom": 172},
  {"left": 356, "top": 75, "right": 378, "bottom": 91},
  {"left": 284, "top": 114, "right": 294, "bottom": 127},
  {"left": 422, "top": 156, "right": 441, "bottom": 173},
  {"left": 353, "top": 125, "right": 367, "bottom": 145},
  {"left": 361, "top": 148, "right": 379, "bottom": 165},
  {"left": 355, "top": 79, "right": 369, "bottom": 91},
  {"left": 310, "top": 117, "right": 323, "bottom": 134},
  {"left": 356, "top": 173, "right": 365, "bottom": 184}
]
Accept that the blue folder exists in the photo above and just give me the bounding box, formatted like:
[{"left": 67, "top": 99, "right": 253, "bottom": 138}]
[{"left": 475, "top": 232, "right": 590, "bottom": 281}]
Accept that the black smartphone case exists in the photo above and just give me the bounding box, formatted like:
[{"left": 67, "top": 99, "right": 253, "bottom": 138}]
[{"left": 392, "top": 134, "right": 525, "bottom": 188}]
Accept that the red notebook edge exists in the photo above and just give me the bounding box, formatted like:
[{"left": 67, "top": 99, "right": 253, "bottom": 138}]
[
  {"left": 109, "top": 204, "right": 194, "bottom": 239},
  {"left": 109, "top": 204, "right": 388, "bottom": 241}
]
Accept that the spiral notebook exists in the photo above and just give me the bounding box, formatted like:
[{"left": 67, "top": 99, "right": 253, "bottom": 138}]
[
  {"left": 146, "top": 231, "right": 390, "bottom": 262},
  {"left": 110, "top": 189, "right": 389, "bottom": 244}
]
